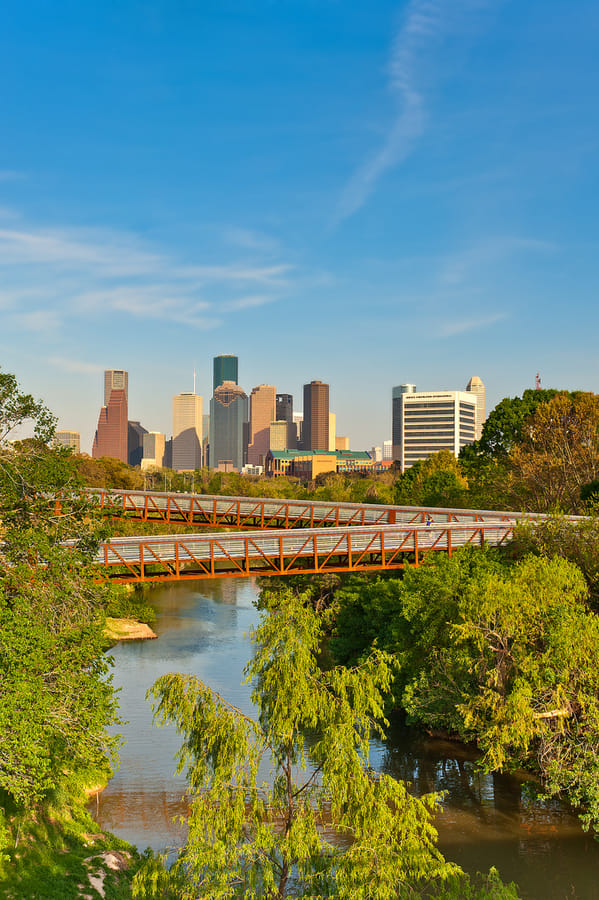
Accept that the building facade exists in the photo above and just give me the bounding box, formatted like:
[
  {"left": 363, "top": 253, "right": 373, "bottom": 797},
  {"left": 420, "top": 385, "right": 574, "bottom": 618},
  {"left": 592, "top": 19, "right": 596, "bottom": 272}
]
[
  {"left": 392, "top": 384, "right": 477, "bottom": 472},
  {"left": 213, "top": 355, "right": 238, "bottom": 391},
  {"left": 104, "top": 369, "right": 128, "bottom": 405},
  {"left": 276, "top": 393, "right": 296, "bottom": 449},
  {"left": 269, "top": 420, "right": 289, "bottom": 452},
  {"left": 141, "top": 431, "right": 166, "bottom": 470},
  {"left": 172, "top": 392, "right": 203, "bottom": 471},
  {"left": 302, "top": 380, "right": 329, "bottom": 451},
  {"left": 209, "top": 380, "right": 248, "bottom": 470},
  {"left": 53, "top": 430, "right": 80, "bottom": 452},
  {"left": 328, "top": 412, "right": 336, "bottom": 452},
  {"left": 465, "top": 375, "right": 486, "bottom": 440},
  {"left": 248, "top": 384, "right": 276, "bottom": 465},
  {"left": 265, "top": 449, "right": 375, "bottom": 479},
  {"left": 128, "top": 421, "right": 148, "bottom": 467},
  {"left": 92, "top": 388, "right": 128, "bottom": 462}
]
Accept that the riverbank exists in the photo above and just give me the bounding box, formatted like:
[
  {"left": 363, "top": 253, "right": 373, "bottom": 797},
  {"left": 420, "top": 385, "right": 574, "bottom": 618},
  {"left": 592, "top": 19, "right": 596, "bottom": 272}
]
[
  {"left": 104, "top": 616, "right": 157, "bottom": 642},
  {"left": 0, "top": 800, "right": 139, "bottom": 900}
]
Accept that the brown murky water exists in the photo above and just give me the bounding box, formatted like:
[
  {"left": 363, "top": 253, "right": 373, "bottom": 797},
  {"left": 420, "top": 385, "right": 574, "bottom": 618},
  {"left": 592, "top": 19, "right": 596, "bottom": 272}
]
[{"left": 91, "top": 579, "right": 599, "bottom": 899}]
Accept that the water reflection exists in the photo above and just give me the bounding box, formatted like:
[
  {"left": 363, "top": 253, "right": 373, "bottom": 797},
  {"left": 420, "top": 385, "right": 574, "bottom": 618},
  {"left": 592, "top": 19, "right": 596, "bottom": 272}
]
[
  {"left": 92, "top": 579, "right": 599, "bottom": 900},
  {"left": 371, "top": 721, "right": 599, "bottom": 899}
]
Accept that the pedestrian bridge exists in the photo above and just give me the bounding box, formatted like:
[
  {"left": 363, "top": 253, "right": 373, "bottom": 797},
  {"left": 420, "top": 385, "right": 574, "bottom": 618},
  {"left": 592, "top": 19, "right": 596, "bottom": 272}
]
[
  {"left": 89, "top": 487, "right": 529, "bottom": 530},
  {"left": 95, "top": 519, "right": 516, "bottom": 584}
]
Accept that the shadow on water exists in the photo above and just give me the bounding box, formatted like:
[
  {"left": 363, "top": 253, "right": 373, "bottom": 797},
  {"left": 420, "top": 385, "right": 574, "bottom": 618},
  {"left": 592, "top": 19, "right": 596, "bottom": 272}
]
[
  {"left": 92, "top": 579, "right": 599, "bottom": 899},
  {"left": 371, "top": 719, "right": 599, "bottom": 900}
]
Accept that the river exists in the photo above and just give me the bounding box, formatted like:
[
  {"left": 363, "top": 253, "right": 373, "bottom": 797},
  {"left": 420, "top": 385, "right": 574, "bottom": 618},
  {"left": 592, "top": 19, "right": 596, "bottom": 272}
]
[{"left": 91, "top": 578, "right": 599, "bottom": 899}]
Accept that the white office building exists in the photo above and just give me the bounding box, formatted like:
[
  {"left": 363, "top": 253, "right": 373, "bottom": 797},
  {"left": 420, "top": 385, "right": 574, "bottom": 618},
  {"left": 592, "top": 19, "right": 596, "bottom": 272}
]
[
  {"left": 172, "top": 392, "right": 203, "bottom": 471},
  {"left": 392, "top": 385, "right": 477, "bottom": 472}
]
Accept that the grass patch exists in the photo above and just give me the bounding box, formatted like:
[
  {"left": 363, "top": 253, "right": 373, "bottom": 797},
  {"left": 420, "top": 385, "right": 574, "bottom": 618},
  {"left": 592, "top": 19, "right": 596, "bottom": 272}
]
[{"left": 0, "top": 798, "right": 140, "bottom": 900}]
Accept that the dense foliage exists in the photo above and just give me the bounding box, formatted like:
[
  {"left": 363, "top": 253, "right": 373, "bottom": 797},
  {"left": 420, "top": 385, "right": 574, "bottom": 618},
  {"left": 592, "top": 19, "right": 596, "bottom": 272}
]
[
  {"left": 0, "top": 369, "right": 120, "bottom": 816},
  {"left": 133, "top": 589, "right": 520, "bottom": 899},
  {"left": 331, "top": 548, "right": 599, "bottom": 830}
]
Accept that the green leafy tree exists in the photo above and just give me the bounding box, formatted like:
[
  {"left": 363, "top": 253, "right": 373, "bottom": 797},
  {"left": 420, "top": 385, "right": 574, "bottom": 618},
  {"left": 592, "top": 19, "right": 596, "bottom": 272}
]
[
  {"left": 0, "top": 370, "right": 120, "bottom": 810},
  {"left": 459, "top": 389, "right": 560, "bottom": 510},
  {"left": 395, "top": 451, "right": 469, "bottom": 509},
  {"left": 466, "top": 389, "right": 559, "bottom": 460},
  {"left": 395, "top": 549, "right": 599, "bottom": 830},
  {"left": 506, "top": 391, "right": 599, "bottom": 512},
  {"left": 133, "top": 589, "right": 520, "bottom": 899}
]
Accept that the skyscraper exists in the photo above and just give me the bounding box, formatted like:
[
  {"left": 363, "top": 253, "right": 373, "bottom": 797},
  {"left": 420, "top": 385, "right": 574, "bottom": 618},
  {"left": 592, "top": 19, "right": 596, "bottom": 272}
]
[
  {"left": 213, "top": 355, "right": 238, "bottom": 392},
  {"left": 269, "top": 420, "right": 288, "bottom": 452},
  {"left": 302, "top": 380, "right": 329, "bottom": 451},
  {"left": 392, "top": 384, "right": 477, "bottom": 471},
  {"left": 128, "top": 421, "right": 148, "bottom": 466},
  {"left": 141, "top": 432, "right": 166, "bottom": 470},
  {"left": 172, "top": 392, "right": 203, "bottom": 471},
  {"left": 248, "top": 385, "right": 276, "bottom": 466},
  {"left": 104, "top": 369, "right": 128, "bottom": 406},
  {"left": 465, "top": 375, "right": 486, "bottom": 440},
  {"left": 275, "top": 393, "right": 296, "bottom": 449},
  {"left": 209, "top": 381, "right": 248, "bottom": 470},
  {"left": 92, "top": 387, "right": 128, "bottom": 462},
  {"left": 328, "top": 412, "right": 336, "bottom": 452},
  {"left": 53, "top": 430, "right": 80, "bottom": 452}
]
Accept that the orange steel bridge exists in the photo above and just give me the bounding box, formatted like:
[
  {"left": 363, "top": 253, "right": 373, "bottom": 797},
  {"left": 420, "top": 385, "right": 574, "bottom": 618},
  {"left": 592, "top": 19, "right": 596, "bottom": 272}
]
[
  {"left": 88, "top": 488, "right": 531, "bottom": 531},
  {"left": 94, "top": 520, "right": 516, "bottom": 584}
]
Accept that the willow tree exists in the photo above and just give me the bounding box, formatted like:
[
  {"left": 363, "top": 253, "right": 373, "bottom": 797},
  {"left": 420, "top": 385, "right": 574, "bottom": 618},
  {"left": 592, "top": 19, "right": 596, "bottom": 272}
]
[{"left": 134, "top": 590, "right": 521, "bottom": 900}]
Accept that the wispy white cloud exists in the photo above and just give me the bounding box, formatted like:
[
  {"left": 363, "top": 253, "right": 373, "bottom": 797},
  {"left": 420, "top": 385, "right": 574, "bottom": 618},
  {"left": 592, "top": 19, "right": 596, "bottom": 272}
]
[
  {"left": 0, "top": 205, "right": 19, "bottom": 220},
  {"left": 334, "top": 0, "right": 496, "bottom": 224},
  {"left": 178, "top": 262, "right": 293, "bottom": 288},
  {"left": 222, "top": 226, "right": 281, "bottom": 255},
  {"left": 75, "top": 285, "right": 221, "bottom": 328},
  {"left": 0, "top": 219, "right": 297, "bottom": 332},
  {"left": 0, "top": 170, "right": 25, "bottom": 182},
  {"left": 0, "top": 227, "right": 165, "bottom": 276},
  {"left": 11, "top": 309, "right": 61, "bottom": 332},
  {"left": 48, "top": 357, "right": 106, "bottom": 376},
  {"left": 223, "top": 294, "right": 280, "bottom": 312},
  {"left": 436, "top": 312, "right": 506, "bottom": 337},
  {"left": 441, "top": 236, "right": 555, "bottom": 285}
]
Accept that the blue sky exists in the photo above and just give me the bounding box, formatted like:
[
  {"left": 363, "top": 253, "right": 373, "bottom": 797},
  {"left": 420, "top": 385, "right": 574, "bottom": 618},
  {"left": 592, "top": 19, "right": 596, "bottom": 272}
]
[{"left": 1, "top": 0, "right": 598, "bottom": 453}]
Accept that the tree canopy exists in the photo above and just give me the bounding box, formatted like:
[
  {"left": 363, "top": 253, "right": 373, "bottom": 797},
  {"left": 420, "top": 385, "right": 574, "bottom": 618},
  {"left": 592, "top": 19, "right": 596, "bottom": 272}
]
[
  {"left": 506, "top": 391, "right": 599, "bottom": 512},
  {"left": 0, "top": 369, "right": 120, "bottom": 810},
  {"left": 134, "top": 588, "right": 520, "bottom": 899}
]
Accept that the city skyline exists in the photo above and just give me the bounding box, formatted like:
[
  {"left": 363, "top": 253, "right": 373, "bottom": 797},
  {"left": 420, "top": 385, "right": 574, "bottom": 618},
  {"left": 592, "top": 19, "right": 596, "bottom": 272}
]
[{"left": 1, "top": 2, "right": 597, "bottom": 452}]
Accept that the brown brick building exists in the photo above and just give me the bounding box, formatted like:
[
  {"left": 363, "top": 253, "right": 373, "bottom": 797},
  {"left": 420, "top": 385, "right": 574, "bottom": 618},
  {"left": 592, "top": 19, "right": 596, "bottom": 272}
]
[
  {"left": 302, "top": 380, "right": 329, "bottom": 451},
  {"left": 248, "top": 384, "right": 276, "bottom": 466},
  {"left": 92, "top": 388, "right": 128, "bottom": 462}
]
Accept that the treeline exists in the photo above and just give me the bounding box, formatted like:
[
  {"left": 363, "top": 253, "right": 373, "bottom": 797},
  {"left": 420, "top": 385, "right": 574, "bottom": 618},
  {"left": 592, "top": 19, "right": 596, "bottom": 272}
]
[
  {"left": 78, "top": 387, "right": 599, "bottom": 516},
  {"left": 0, "top": 370, "right": 138, "bottom": 896}
]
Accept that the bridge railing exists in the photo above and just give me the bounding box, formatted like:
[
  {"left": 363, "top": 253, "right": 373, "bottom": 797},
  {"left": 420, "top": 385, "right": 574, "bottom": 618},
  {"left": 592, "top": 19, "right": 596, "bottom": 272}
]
[
  {"left": 85, "top": 487, "right": 549, "bottom": 531},
  {"left": 88, "top": 520, "right": 516, "bottom": 583}
]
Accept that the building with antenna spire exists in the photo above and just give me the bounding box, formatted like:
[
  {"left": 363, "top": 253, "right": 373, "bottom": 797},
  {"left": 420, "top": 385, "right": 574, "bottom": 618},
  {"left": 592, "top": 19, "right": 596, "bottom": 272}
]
[
  {"left": 172, "top": 391, "right": 203, "bottom": 471},
  {"left": 465, "top": 375, "right": 486, "bottom": 440}
]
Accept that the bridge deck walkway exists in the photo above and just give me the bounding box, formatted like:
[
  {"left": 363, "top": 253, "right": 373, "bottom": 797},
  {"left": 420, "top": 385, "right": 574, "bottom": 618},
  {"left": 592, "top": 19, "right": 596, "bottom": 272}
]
[
  {"left": 88, "top": 487, "right": 537, "bottom": 531},
  {"left": 92, "top": 520, "right": 516, "bottom": 583}
]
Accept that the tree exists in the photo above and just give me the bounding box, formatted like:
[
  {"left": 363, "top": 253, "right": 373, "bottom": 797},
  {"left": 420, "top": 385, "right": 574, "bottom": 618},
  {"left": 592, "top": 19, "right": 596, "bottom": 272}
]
[
  {"left": 465, "top": 389, "right": 559, "bottom": 461},
  {"left": 0, "top": 368, "right": 55, "bottom": 446},
  {"left": 133, "top": 589, "right": 520, "bottom": 899},
  {"left": 0, "top": 369, "right": 120, "bottom": 809},
  {"left": 506, "top": 391, "right": 599, "bottom": 512},
  {"left": 395, "top": 451, "right": 469, "bottom": 508},
  {"left": 395, "top": 549, "right": 599, "bottom": 830},
  {"left": 457, "top": 389, "right": 562, "bottom": 511}
]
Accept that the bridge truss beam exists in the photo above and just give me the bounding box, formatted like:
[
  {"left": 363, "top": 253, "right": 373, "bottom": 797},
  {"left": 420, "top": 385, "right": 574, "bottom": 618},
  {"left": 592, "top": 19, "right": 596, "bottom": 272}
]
[
  {"left": 88, "top": 488, "right": 525, "bottom": 532},
  {"left": 96, "top": 522, "right": 515, "bottom": 584}
]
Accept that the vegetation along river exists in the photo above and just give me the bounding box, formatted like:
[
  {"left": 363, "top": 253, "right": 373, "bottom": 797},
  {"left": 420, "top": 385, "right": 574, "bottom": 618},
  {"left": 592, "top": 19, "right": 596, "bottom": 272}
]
[{"left": 91, "top": 578, "right": 599, "bottom": 900}]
